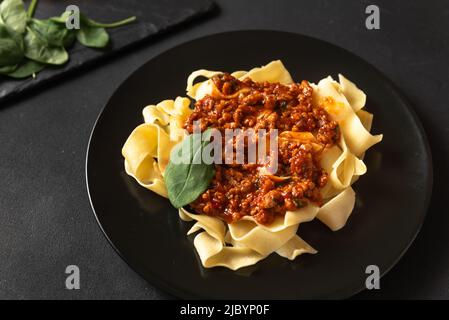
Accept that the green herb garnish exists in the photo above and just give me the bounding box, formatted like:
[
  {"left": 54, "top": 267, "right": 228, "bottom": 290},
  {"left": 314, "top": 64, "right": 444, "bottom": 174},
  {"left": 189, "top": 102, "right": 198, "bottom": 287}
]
[
  {"left": 0, "top": 0, "right": 136, "bottom": 79},
  {"left": 164, "top": 129, "right": 216, "bottom": 209}
]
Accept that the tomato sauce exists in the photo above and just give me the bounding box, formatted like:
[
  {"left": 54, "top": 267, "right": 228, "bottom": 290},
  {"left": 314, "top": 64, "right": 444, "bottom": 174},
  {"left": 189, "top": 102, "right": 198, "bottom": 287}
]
[{"left": 184, "top": 74, "right": 339, "bottom": 225}]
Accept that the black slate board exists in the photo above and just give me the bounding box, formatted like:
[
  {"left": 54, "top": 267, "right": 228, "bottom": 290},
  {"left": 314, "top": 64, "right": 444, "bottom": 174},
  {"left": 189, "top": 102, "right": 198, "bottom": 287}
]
[{"left": 0, "top": 0, "right": 214, "bottom": 102}]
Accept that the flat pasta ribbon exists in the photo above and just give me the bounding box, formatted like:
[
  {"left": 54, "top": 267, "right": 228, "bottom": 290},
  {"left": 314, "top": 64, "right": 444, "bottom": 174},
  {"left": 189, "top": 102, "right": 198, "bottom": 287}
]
[
  {"left": 179, "top": 206, "right": 318, "bottom": 270},
  {"left": 312, "top": 75, "right": 383, "bottom": 157},
  {"left": 122, "top": 97, "right": 192, "bottom": 197},
  {"left": 186, "top": 60, "right": 293, "bottom": 101}
]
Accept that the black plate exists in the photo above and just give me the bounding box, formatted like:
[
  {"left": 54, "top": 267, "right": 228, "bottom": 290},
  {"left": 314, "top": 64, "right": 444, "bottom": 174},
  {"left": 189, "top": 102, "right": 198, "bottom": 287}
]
[{"left": 86, "top": 30, "right": 432, "bottom": 299}]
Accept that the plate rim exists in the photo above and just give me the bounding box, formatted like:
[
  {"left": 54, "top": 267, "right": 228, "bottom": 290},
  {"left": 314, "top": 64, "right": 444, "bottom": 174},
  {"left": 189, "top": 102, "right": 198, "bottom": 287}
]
[{"left": 85, "top": 29, "right": 433, "bottom": 299}]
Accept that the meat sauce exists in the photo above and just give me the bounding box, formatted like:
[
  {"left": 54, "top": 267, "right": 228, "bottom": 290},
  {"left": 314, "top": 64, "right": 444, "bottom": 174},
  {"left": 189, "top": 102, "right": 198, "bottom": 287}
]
[{"left": 184, "top": 73, "right": 339, "bottom": 225}]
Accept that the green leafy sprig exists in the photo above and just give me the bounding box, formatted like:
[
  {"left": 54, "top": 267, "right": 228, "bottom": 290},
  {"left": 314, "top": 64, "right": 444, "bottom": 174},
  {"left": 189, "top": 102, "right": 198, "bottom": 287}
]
[
  {"left": 164, "top": 129, "right": 216, "bottom": 209},
  {"left": 0, "top": 0, "right": 136, "bottom": 79}
]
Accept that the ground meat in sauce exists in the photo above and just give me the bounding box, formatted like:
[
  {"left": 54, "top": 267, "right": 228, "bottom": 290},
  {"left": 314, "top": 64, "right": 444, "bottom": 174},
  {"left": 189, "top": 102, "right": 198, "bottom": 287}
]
[{"left": 184, "top": 73, "right": 339, "bottom": 225}]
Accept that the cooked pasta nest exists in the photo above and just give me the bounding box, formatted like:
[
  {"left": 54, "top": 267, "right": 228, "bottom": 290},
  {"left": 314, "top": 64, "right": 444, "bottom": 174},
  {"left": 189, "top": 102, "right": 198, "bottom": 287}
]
[{"left": 122, "top": 60, "right": 383, "bottom": 270}]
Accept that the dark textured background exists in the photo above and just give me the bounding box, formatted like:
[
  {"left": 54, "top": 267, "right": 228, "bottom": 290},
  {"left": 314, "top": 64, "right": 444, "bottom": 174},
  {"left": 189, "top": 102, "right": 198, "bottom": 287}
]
[{"left": 1, "top": 0, "right": 448, "bottom": 299}]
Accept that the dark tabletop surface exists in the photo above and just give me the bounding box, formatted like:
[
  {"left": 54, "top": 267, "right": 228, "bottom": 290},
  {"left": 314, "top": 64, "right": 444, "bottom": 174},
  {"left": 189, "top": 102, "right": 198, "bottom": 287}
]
[{"left": 1, "top": 0, "right": 448, "bottom": 299}]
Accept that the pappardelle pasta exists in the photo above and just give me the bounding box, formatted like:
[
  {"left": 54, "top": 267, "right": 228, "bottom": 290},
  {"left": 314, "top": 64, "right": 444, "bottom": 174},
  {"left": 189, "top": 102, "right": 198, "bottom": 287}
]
[{"left": 122, "top": 60, "right": 383, "bottom": 270}]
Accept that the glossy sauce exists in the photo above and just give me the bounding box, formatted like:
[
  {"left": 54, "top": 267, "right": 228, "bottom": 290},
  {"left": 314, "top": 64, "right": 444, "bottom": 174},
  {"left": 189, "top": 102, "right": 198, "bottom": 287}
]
[{"left": 184, "top": 74, "right": 339, "bottom": 225}]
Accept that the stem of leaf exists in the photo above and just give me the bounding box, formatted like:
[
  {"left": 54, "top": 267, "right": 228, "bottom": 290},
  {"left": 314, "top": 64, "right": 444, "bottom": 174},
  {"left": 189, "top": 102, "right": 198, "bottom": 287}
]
[
  {"left": 27, "top": 0, "right": 38, "bottom": 18},
  {"left": 88, "top": 16, "right": 137, "bottom": 28}
]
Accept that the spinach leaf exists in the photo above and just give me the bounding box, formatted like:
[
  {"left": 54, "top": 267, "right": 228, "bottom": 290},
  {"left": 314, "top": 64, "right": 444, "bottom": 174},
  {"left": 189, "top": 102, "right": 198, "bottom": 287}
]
[
  {"left": 3, "top": 58, "right": 43, "bottom": 78},
  {"left": 51, "top": 11, "right": 136, "bottom": 29},
  {"left": 62, "top": 29, "right": 75, "bottom": 47},
  {"left": 76, "top": 14, "right": 110, "bottom": 48},
  {"left": 51, "top": 12, "right": 110, "bottom": 48},
  {"left": 82, "top": 15, "right": 136, "bottom": 28},
  {"left": 76, "top": 23, "right": 109, "bottom": 48},
  {"left": 0, "top": 1, "right": 137, "bottom": 79},
  {"left": 0, "top": 0, "right": 27, "bottom": 34},
  {"left": 27, "top": 0, "right": 38, "bottom": 18},
  {"left": 48, "top": 10, "right": 71, "bottom": 24},
  {"left": 0, "top": 22, "right": 23, "bottom": 67},
  {"left": 164, "top": 129, "right": 216, "bottom": 208},
  {"left": 0, "top": 63, "right": 18, "bottom": 73},
  {"left": 24, "top": 25, "right": 68, "bottom": 65},
  {"left": 54, "top": 12, "right": 135, "bottom": 48},
  {"left": 28, "top": 18, "right": 70, "bottom": 47}
]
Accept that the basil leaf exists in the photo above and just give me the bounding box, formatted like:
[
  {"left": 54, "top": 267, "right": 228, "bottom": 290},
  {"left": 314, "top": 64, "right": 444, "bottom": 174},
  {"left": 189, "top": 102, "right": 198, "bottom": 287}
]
[
  {"left": 24, "top": 26, "right": 68, "bottom": 65},
  {"left": 2, "top": 58, "right": 43, "bottom": 78},
  {"left": 0, "top": 22, "right": 23, "bottom": 67},
  {"left": 164, "top": 129, "right": 216, "bottom": 208},
  {"left": 0, "top": 0, "right": 27, "bottom": 34},
  {"left": 28, "top": 18, "right": 69, "bottom": 47}
]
